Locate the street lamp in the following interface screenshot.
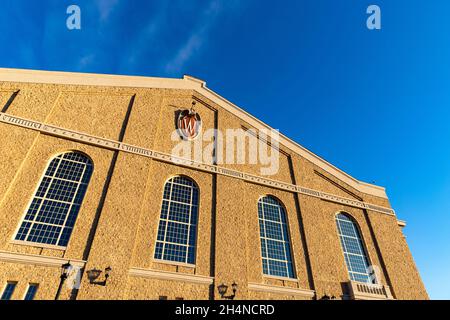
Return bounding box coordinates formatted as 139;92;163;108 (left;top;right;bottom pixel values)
55;262;72;300
217;282;238;300
104;267;112;282
217;283;228;297
86;266;112;286
86;269;102;284
319;293;336;300
232;282;238;293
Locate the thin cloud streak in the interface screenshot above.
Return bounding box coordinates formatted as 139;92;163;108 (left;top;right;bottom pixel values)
77;53;96;70
95;0;120;22
165;31;205;74
164;0;234;74
121;5;169;73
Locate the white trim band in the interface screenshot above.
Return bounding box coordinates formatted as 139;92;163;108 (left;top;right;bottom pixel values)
129;267;214;285
0;250;86;268
0;112;396;216
248;282;315;298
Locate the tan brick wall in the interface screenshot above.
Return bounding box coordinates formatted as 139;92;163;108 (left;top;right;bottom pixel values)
0;262;63;300
0;79;428;300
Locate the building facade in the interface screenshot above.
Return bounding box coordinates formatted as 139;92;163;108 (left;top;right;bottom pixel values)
0;68;427;300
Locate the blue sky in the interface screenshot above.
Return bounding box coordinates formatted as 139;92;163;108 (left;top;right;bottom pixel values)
1;0;449;299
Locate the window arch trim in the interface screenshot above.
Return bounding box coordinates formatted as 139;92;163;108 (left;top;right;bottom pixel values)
257;194;296;279
163;174;201;192
153;175;200;266
335;211;377;284
12;151;93;249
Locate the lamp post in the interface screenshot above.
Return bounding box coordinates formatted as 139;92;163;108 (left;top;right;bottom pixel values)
55;262;72;300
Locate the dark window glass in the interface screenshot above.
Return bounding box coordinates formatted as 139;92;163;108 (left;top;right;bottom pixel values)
1;282;17;300
15;152;93;247
258;196;294;278
24;284;39;300
336;213;374;284
154;177;199;264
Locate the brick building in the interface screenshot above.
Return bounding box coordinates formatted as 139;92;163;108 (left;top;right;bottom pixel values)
0;68;427;300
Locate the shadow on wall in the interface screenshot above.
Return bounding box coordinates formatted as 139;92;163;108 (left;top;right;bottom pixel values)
2;90;20;113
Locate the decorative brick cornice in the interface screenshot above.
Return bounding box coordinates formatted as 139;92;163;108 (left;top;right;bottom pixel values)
0;112;395;216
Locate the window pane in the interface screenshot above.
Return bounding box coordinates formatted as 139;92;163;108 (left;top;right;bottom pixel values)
258;196;295;278
347;254;369;274
168;202;191;223
34;200;71;225
58;227;74;247
164;243;187;262
336;213;373;284
264;221;283;240
15;152;93;247
154;177;199;264
1;282;17;300
24;284;39;301
267;259;292;278
27;223;61;245
341;236;364;255
266;239;287;261
261;204;281;222
166;222;189;244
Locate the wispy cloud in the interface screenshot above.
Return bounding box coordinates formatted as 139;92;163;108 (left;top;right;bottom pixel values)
117;2;169;73
77;53;96;70
125;20;161;67
164;0;237;74
95;0;120;22
165;32;204;74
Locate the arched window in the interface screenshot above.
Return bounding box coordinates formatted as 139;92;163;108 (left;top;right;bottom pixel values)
336;213;374;283
154;176;199;264
15;152;93;247
258;196;294;278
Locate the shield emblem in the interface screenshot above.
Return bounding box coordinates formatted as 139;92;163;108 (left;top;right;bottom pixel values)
177;109;201;140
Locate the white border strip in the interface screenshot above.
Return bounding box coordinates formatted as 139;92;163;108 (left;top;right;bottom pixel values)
129;267;214;285
248;282;315;298
0;112;395;216
0;251;86;268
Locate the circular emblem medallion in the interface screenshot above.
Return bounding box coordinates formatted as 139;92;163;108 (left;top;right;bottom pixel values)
177;108;202;140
